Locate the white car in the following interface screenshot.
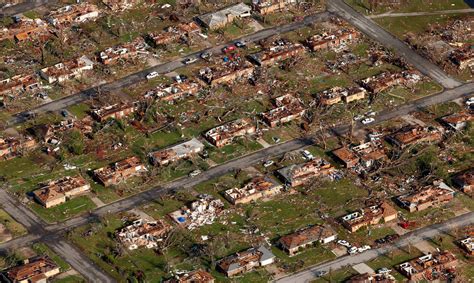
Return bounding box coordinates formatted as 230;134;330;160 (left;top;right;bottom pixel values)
302;150;314;160
358;245;371;253
361;117;375;125
353;114;364;121
146;71;159;80
337;240;351;248
466;97;474;105
366;111;376;116
183;58;198;64
263;160;274;168
348;247;358;255
189;170;201;177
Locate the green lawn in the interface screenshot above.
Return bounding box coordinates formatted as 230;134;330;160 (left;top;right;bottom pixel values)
30;196;96;223
0;209;27;239
32;243;71;272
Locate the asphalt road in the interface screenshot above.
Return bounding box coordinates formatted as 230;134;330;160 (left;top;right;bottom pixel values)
327;0;462;89
368;8;474;19
0;0;54;17
275;211;474;283
8;12;330;125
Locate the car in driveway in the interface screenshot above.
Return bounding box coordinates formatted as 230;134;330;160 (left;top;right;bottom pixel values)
361;117;375;124
348;246;358;255
337;240;351;248
301;150;314;160
146;71;159;80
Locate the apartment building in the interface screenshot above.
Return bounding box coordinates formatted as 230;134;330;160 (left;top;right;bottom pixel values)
341;202;398;233
317;86;366;106
360;71;421;94
261;94;305;127
32;176;91;208
397;251;457;281
223;176;283;205
217;246;275;277
0;74;40;96
204;118;256;147
93;156;147;187
47;3;100;27
387;125;443;149
148;138;204;166
248;39;305;66
196;3;251;30
276;158;336;187
306;29;360;52
332;141;387;169
278;225;337;256
90;102;138;122
251;0;297;15
397;182;455;212
1;256;60;283
39;55;94;83
144;81;200;102
199;54;254;86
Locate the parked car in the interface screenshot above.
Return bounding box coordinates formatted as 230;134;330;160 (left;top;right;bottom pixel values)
263;160;274;168
466;97;474;105
60;110;68;117
348;247;358;254
337;240;351;248
234;41;246;48
358;245;371;253
361;117;375;124
222;45;236;53
146;71;159;80
301;150;314;160
174;74;188;83
189;170;201;177
353;114;364;121
200;150;209;159
183;57;198;64
315;270;328;277
365;111;376;116
200;52;212;60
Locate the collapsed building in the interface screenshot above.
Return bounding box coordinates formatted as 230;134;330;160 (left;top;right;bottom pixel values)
195;3;251;30
98;37;147;65
144;81;200;102
102;0;142;11
0;16;49;42
248;39;305;66
93;156;147;187
440;111;474;131
347;272;396;283
0;74;41;97
39;55;94;83
397;181;455;212
341;202;398;233
90;102;138;122
32;176;91;208
397;251;457;281
1;256;60;283
387;125;443;149
46;3;100;27
164;269;215;283
148;138;204;166
278;225;337;256
204;118;256;147
332;141;387;169
452;168;474;193
360;71;421;94
306;28;359;52
251;0;297;15
149;22;200;46
317;86;366;106
0;136;37;160
449;46;474;70
169;194;224;230
199;54;254;86
216;246;275;277
261;93;306;127
459;237;473;255
276;158;337;187
116;218;172;250
223;176;283;205
28;118;93;143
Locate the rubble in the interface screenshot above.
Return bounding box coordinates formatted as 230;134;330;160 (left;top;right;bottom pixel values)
3;256;60;282
90;102;138;122
397;181;455;212
164;269;215;283
261;93;305;127
248;39;305;66
116;218;171;250
0;15;49;42
306;28;360;52
439;111;474;131
452;168;474;193
278;225;337;256
0;135;37;160
195;3;251;30
397;251;457;281
148;22;200;46
459;237;473;255
216;246;275;277
341;202;398;233
93;156;147;187
144;81;200;102
347;272;396;283
168;194;224;230
276;157;338;187
449;46;474;70
0;74;41;97
199;54;254;86
98;37;148;65
46;3;100;27
223;176;283;205
32;176;91;208
251;0;296;15
332;140;387;170
39;55;94;84
317;86;366;106
102;0;142;11
360;71;421;94
204;118;256;147
386;125;443;148
148;138;204;166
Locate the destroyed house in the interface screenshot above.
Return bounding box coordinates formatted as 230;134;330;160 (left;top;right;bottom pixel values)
217;246;275;277
276;158;336;187
223;176;283;205
93;156;147;187
102;0;141;11
116;218;171;250
453;168;474;193
360;71;420;94
397;182;455;212
317;86;366;106
332;141;387;169
204;118;256;147
164;269;215;283
397;251;457;281
347;272;396;283
0;16;48;42
169;194;225;230
306;29;360;52
28;118;92;142
32;176;91;208
459;237;474;255
149;138;204;166
261;94;305;127
99;37;147;65
149;22;200;46
251;0;296;15
46;3;100;27
341;202;397;233
440;112;474;131
278;225;337;256
39;55;94;83
1;256;60;283
199;55;254;85
0;74;40;96
450;46;474;70
0;136;36;160
91;102;137;122
248;40;305;66
196;3;251;30
387;125;442;149
144;81;200;102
